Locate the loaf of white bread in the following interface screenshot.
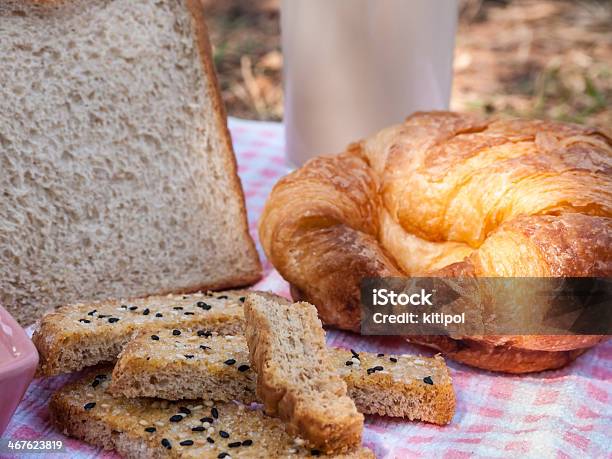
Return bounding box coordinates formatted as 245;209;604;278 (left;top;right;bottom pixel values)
0;0;261;325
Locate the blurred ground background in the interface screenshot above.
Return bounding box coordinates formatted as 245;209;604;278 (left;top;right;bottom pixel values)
202;0;611;132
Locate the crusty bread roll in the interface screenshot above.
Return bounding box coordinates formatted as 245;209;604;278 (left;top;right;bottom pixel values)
259;111;611;373
0;0;261;324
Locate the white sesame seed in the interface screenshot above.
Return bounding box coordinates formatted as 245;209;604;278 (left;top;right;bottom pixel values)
100;404;110;409
414;359;424;364
287;448;298;454
177;354;186;360
204;400;214;407
139;420;148;426
294;437;305;446
155;421;165;427
202;422;211;428
207;427;214;434
192;405;203;411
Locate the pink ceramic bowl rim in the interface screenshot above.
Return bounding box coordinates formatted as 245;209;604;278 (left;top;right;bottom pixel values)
0;305;39;380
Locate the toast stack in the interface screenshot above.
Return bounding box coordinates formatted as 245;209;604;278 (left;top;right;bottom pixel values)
35;290;455;457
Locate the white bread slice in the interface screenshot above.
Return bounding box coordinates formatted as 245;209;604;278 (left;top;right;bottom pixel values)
50;369;375;458
0;0;261;325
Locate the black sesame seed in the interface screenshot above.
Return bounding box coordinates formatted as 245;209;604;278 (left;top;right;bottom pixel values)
79;319;91;323
373;365;384;371
97;314;109;319
228;441;241;448
239;297;246;303
224;359;236;366
179;406;191;415
423;376;434;385
108;317;120;323
200;417;213;423
211;407;219;419
207;437;215;444
180;440;194;446
120;305;127;309
196;301;211;310
91;379;100;388
217;295;228;300
311;449;321;456
95;374;107;380
173;329;181;336
367;368;374;375
185;354;194;359
129;306;137;311
390;357;398;363
169;414;184;423
155;313;163;318
142;308;150;315
151;335;160;341
161;438;171;449
377;353;385;357
184;311;195;316
145;427;156;433
242;439;253;446
237;364;250;372
350;349;360;359
84;402;96;410
87;309;96;316
345;360;353;366
173;306;183;310
197;329;213;337
192;426;205;432
200;345;211;350
218;453;228;459
219;430;230;438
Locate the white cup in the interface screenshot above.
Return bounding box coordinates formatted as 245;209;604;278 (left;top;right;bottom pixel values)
281;0;458;167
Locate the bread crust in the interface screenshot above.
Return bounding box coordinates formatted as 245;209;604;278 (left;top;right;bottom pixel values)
259;112;612;373
186;0;262;286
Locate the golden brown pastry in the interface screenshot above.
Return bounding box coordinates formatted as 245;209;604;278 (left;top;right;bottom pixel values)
259;111;611;373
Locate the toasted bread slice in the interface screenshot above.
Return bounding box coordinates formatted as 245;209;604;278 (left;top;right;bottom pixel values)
50;370;374;458
244;293;364;454
110;332;257;403
33;290;247;376
333;349;455;425
110;329;455;424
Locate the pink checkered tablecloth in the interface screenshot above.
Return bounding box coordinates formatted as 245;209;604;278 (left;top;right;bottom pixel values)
4;118;611;459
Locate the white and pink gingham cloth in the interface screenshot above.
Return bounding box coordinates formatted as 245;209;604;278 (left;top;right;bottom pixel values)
4;118;611;459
